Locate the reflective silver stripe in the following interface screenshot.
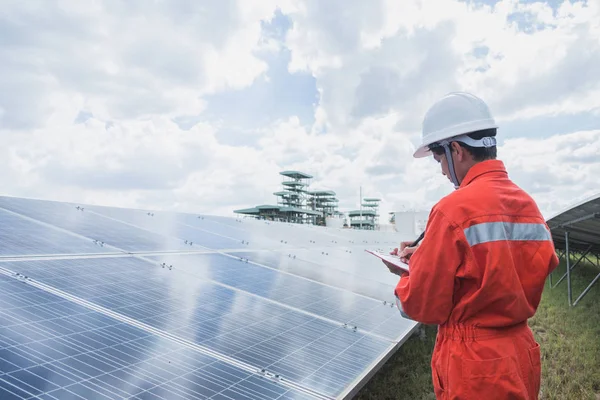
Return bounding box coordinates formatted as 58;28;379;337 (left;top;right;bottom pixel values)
463;222;552;247
395;296;412;320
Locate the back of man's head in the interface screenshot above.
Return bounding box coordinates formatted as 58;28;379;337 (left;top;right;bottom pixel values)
457;128;497;161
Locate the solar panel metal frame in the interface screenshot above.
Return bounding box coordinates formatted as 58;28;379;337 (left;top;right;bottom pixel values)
546;192;600;307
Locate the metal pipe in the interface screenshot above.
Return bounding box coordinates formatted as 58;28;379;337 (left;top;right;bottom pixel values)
584;254;596;266
359;186;362;230
573;272;600;306
553;246;592;287
550;212;600;229
566;231;572;306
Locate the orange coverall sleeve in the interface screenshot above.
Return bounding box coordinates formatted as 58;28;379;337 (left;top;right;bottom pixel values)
395;208;465;325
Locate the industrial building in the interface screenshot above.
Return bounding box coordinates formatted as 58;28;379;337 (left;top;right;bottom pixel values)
392;209;430;237
234;171;391;230
234;171;341;225
347;198;381;230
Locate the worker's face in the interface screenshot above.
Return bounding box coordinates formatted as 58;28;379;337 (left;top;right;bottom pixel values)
433;142;471;184
433;152;452;182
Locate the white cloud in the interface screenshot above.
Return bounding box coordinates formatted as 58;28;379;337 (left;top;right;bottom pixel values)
500;129;600;218
0;0;285;129
286;0;600;130
0;0;599;227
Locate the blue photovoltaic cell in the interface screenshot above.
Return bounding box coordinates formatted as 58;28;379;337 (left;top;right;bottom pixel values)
6;258;396;398
86;204;297;251
0;197;193;253
175;215;288;249
0;273;317;400
83;205;245;250
146;253;415;342
0;209;114;257
179;215;354;252
226;250;399;302
272;246;405;297
181;216;255;238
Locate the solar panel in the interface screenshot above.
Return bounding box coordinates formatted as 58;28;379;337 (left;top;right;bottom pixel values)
84;203;400;253
86;205;314;251
0;272;316;400
271;247;401;289
80;205;246;251
0;195;419;399
144;253;414;342
178;215;399;252
547;192;600;254
4;257;404;398
224;250;398;302
0;197;194;253
0;209;115;258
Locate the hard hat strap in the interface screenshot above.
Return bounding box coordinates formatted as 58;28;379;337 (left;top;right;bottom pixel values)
440;140;460;189
452;134;496;148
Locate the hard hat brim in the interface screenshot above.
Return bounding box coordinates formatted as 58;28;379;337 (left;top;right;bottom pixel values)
413;145;431;158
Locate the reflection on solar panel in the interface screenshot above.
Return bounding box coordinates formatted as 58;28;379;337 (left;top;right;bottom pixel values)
0;273;316;400
0;209;116;257
0;196;419;399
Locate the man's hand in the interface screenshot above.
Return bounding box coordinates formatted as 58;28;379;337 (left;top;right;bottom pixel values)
390;240;418;262
384;240;417;275
398;241;418;264
382;259;405;276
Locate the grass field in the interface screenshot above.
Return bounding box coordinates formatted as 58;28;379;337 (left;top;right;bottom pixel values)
356;257;600;400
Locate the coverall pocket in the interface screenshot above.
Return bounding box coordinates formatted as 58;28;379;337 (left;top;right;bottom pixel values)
461;355;529;399
432;364;445;397
528;343;542;398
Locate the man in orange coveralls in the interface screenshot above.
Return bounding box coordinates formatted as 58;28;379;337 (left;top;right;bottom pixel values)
386;92;559;399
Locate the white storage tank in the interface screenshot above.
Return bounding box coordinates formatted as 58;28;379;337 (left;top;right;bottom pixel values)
393;210;430;238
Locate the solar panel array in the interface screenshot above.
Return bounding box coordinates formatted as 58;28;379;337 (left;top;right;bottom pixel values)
0;196;419;400
546;192;600;255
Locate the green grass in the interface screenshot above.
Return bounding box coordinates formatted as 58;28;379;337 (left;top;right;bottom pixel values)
355;258;600;400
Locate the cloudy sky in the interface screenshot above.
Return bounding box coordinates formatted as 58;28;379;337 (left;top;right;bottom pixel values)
1;0;599;222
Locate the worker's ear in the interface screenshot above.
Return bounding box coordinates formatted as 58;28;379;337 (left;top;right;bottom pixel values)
451;141;467;162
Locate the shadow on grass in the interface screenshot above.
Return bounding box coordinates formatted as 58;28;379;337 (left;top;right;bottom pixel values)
356;258;600;400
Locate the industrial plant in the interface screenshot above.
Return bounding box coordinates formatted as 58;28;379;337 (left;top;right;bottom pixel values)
233;170;383;229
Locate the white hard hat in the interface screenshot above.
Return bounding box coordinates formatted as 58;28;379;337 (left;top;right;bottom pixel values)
413;92;498;158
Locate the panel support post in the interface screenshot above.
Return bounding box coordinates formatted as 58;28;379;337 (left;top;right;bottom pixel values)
565;230;572;306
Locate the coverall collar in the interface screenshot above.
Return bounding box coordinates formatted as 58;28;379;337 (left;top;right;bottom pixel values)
459;159;507;189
